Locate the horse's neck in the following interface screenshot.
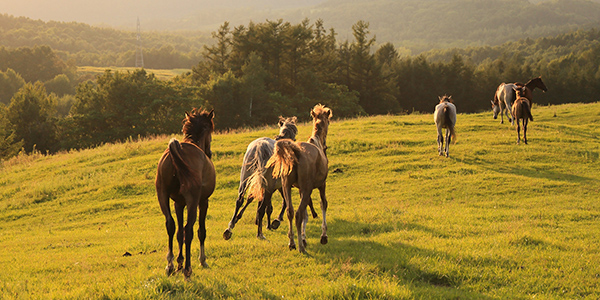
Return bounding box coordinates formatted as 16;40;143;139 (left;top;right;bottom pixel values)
183;136;206;152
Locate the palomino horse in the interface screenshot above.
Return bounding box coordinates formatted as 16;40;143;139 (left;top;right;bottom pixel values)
511;86;533;144
491;76;547;125
222;117;317;240
434;95;457;157
155;109;216;279
248;104;332;253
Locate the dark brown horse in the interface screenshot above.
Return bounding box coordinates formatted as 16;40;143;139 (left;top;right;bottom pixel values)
155;108;215;279
248;104;332;253
511;86;533;144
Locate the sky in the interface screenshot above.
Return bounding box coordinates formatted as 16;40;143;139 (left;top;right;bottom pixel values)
0;0;325;29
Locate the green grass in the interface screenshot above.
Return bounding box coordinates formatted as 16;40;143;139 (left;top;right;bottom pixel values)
1;102;599;299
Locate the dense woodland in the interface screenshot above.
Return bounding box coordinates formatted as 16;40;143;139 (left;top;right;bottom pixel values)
1;15;600;160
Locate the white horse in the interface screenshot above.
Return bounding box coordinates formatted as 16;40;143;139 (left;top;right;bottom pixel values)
434;95;457;157
491;83;518;125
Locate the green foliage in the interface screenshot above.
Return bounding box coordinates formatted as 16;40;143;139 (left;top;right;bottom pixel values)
0;68;25;105
63;69;200;149
6;82;57;153
0;102;599;298
0;45;73;83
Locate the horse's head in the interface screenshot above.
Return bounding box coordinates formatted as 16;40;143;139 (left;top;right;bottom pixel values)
438;95;453;103
182;108;215;158
310;104;333;152
527;76;548;92
275;116;298;141
513;85;527;99
491;99;500;119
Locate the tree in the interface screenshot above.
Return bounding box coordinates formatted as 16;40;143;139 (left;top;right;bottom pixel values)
7;82;57;153
0;68;25;105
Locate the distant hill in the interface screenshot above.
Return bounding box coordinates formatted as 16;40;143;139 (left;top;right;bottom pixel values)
2;0;600;55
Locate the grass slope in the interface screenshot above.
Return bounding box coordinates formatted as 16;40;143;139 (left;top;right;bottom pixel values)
1;102;599;299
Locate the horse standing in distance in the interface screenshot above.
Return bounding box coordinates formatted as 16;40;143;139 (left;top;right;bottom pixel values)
155;109;215;279
248;104;332;253
491;76;547;125
434;95;457;157
511;86;533;144
223;117;318;241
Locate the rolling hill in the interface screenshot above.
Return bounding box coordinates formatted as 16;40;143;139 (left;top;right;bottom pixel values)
1;102;599;298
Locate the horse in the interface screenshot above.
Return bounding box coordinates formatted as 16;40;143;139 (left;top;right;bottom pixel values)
155;108;215;279
434;95;457;157
491;76;547;125
247;104;332;253
511;86;533;144
222;117;318;241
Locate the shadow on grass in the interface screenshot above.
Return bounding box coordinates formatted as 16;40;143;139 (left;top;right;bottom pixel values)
306;218;512;299
456;154;594;183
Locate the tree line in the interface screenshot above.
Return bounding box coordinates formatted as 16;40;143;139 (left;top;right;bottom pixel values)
2;19;600;160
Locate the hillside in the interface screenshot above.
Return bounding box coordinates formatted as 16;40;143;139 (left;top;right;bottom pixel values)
1;102;599;298
3;0;600;60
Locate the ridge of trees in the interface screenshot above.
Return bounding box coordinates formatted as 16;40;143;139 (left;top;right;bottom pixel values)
2;18;600;161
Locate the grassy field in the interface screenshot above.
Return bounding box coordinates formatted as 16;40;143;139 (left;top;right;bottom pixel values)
1;102;599;299
77;66;190;80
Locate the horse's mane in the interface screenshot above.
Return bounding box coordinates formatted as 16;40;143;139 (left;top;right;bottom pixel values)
310;104;332;146
182;108;214;145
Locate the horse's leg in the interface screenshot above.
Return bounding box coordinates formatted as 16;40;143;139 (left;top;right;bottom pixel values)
295;189;311;254
437;127;443;156
174;201;185;272
266;192;274;230
182;196;198;279
255;192;272;239
157;189;176;276
271;188;286;230
282;177;296;250
223;190;245;240
516;118;521;144
308;196;318;219
445;127;451;157
523;119;528;144
318;184;328;245
197;198;209;268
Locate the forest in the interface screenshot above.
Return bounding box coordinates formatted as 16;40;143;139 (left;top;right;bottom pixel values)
1;15;600;160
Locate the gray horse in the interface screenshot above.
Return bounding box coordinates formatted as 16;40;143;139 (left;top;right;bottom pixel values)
223;117;317;240
434;95;457;157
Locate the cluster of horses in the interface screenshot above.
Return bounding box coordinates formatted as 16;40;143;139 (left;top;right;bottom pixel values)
154;77;547;279
435;76;548;157
155;104;332;279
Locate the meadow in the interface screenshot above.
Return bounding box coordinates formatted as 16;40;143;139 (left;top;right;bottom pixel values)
0;102;599;299
77;66;190;80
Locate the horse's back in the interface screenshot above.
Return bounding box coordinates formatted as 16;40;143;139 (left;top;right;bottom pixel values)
159;141;215;198
434;102;456;128
298;142;328;186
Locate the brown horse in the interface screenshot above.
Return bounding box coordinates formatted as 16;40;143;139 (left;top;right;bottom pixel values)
511;86;533;144
248;104;332;253
155;108;215;279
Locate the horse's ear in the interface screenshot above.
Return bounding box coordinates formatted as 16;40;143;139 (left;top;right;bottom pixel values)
325;108;332;119
208;109;215;119
438;96;443;101
291;116;297;123
310;108;316;119
278;116;285;127
185;111;191;119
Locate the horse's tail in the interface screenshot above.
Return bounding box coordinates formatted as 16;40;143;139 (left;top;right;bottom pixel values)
444;106;457;144
267;139;301;179
523;100;533;121
168;138;200;194
245;141;274;202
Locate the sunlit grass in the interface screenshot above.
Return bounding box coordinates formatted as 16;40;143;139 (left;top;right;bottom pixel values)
1;102;599;299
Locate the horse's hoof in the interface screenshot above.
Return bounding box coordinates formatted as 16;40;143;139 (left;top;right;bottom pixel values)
200;261;209;268
223;228;233;240
320;235;328;245
311;212;318;219
289;243;296;250
299;248;307;254
257;233;266;240
165;264;175;276
183;267;192;279
271;219;281;230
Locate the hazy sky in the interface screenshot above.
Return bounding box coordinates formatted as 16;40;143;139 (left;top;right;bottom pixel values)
0;0;325;28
